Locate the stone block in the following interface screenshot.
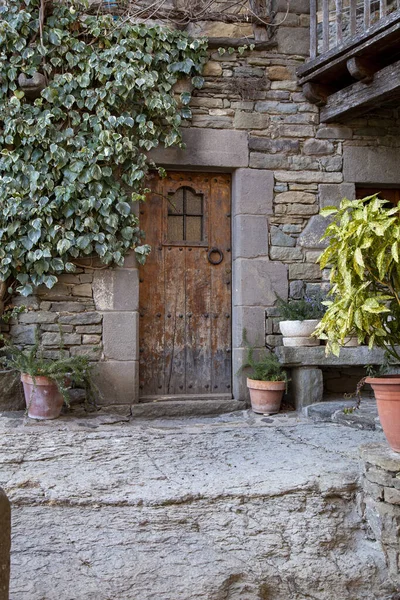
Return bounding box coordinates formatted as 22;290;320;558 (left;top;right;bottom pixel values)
9;324;36;345
250;153;290;170
288;263;321;280
255;101;298;114
275;191;315;204
82;335;101;345
289;280;304;299
0;489;10;600
70;345;102;361
232;306;267;348
232;169;274;216
187;21;253;38
0;371;25;411
274;171;343;184
297;215;331;249
286;203;319;216
149;128;249;168
41;324;74;333
344;146;400;184
13;295;39;309
75;325;102;334
249;138;300;154
316;126;353;139
319;183;356;208
71;284;93;297
234;259;288;306
276;27;310;55
267;66;291;80
270;246;303;261
233;215;268;259
303;139;334;155
291;367;323;410
360;443;400;473
202;61;223;77
233;111;269;130
276;0;310;12
92;360;138;405
59;312;102;325
93;269;139;312
270;226;296;247
384;487;400;505
50;302;86;313
41;332;81;347
103;312;138;360
19;311;58;324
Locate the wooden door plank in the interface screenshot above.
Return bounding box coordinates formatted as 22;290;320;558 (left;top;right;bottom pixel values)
209;174;232;396
139;175;165;396
185;177;212;393
163;175;187;394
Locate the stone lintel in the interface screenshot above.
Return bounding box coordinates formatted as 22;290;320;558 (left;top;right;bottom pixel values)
149;128;249;169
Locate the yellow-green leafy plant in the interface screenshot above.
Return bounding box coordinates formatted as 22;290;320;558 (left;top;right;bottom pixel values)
315;194;400;361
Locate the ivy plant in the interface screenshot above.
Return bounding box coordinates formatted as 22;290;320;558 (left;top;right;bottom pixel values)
0;0;208;296
315;195;400;361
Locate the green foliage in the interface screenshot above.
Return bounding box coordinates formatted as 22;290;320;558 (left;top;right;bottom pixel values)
0;329;95;405
239;330;288;383
315;194;400;360
276;292;326;321
0;0;208;295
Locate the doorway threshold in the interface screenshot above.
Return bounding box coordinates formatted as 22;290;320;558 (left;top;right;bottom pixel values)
133;395;245;419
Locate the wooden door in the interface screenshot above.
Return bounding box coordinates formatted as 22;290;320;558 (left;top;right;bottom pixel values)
139;172;232;399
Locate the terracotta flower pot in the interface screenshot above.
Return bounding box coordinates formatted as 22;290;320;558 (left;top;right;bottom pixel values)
247;378;285;415
366;375;400;452
21;373;64;420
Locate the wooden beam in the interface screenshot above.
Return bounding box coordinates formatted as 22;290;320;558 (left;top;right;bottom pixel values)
302;82;332;105
320;58;400;122
346;56;376;81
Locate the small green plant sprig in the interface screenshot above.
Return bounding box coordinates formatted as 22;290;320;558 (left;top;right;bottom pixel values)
315;195;400;360
239;330;288;385
0;0;208;297
0;329;95;406
276;292;326;321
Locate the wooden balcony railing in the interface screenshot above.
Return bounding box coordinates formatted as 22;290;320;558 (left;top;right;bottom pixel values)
310;0;400;58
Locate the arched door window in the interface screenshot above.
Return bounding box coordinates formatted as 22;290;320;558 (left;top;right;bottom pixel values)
167;186;204;242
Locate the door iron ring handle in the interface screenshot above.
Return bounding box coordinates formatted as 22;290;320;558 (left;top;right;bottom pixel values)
207;247;224;265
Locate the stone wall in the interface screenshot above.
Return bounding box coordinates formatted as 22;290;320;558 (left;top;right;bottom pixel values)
360;443;400;590
6;0;400;406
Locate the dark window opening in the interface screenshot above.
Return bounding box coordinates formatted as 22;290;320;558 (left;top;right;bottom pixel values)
167;186;204;242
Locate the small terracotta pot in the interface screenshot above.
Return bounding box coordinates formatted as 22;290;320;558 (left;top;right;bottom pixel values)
366;375;400;452
247;378;285;415
21;373;64;420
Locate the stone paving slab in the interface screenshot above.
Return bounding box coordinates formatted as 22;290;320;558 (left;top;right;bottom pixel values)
0;409;395;600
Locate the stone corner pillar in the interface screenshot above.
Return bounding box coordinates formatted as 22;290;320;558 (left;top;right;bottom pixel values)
0;488;10;600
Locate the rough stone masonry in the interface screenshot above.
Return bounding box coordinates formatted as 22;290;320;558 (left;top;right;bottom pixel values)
0;409;398;600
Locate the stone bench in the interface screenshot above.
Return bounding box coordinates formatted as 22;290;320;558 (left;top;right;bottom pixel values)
275;346;397;411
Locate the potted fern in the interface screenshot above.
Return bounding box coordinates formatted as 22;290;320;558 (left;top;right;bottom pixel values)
240;332;288;414
276;294;326;347
316;194;400;452
1;333;94;420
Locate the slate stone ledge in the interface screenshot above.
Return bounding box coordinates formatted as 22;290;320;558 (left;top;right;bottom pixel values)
275;346;398;368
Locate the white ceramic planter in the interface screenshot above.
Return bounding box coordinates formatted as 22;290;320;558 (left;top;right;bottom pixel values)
279;319;320;347
279;319;319;338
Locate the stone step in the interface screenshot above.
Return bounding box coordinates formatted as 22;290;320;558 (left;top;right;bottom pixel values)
131;398;246;418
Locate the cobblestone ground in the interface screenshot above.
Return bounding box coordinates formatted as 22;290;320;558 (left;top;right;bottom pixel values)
0;408;395;600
